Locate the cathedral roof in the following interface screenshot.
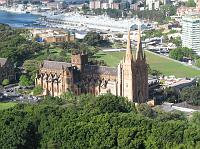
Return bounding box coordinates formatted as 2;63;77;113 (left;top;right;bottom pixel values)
84;65;117;76
42;60;72;70
0;58;7;67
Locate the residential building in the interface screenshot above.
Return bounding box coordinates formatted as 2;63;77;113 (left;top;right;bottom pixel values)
181;14;200;50
101;2;109;9
0;58;16;84
111;2;120;9
46;2;64;10
0;0;6;5
35;30;149;103
177;0;200;16
146;0;160;10
89;0;101;9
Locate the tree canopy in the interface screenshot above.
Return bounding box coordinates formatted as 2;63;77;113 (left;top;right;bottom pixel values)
169;47;197;61
0;94;199;148
2;79;10;86
19;75;33;86
186;0;196;7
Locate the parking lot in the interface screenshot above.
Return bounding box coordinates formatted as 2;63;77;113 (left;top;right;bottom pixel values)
0;85;41;104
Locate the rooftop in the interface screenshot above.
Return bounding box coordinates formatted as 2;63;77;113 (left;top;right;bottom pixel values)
182;14;200;21
42;60;72;70
84;65;118;76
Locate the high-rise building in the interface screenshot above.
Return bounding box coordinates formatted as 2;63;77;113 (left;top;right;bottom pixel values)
182;14;200;50
35;29;149;103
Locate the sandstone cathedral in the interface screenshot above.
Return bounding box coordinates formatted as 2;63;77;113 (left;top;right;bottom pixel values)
35;29;149;103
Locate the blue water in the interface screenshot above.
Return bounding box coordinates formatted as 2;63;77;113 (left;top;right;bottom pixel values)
0;10;40;28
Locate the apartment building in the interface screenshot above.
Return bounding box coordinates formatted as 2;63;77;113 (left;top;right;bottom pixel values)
182;14;200;50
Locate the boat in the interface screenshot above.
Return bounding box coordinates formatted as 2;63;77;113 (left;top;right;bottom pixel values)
23;24;29;26
33;22;40;26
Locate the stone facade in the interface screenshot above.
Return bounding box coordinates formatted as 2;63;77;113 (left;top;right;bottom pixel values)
0;58;16;84
35;30;149;103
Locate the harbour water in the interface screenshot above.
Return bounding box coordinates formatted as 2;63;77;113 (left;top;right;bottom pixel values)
0;10;40;28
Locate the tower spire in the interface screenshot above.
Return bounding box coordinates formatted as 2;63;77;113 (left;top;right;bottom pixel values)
125;29;133;61
136;24;144;61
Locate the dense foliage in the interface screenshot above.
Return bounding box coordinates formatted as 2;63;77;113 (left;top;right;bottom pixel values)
19;75;33;86
32;85;43;96
0;94;199;148
195;58;200;68
180;86;200;106
133;5;177;24
186;0;196;7
142;29;163;40
0;24;46;66
2;79;10;86
169;47;197;61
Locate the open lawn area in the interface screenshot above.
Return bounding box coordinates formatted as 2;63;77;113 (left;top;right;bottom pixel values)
0;102;17;110
94;50;200;78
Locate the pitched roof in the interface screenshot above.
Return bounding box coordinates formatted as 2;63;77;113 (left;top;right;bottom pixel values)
84;65;117;76
42;60;72;70
0;58;7;67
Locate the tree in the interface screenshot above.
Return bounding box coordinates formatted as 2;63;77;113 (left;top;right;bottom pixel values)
186;0;196;7
19;75;32;86
180;86;200;106
82;4;90;14
148;65;162;77
2;79;9;86
0;94;199;148
195;58;200;68
23;60;40;81
171;37;182;47
32;85;43;96
83;32;102;46
164;87;178;103
61;91;74;100
137;103;154;118
169;47;196;61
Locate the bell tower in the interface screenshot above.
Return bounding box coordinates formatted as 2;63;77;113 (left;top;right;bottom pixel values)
118;30;136;102
135;27;149;103
71;51;88;72
118;27;148;103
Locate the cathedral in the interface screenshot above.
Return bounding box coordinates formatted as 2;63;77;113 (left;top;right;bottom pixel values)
35;30;149;103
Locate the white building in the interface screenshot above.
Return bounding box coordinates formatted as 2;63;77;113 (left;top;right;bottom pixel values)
89;0;101;9
146;0;160;10
182;14;200;51
101;3;110;9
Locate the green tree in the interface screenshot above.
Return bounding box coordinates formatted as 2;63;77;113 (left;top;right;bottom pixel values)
19;75;32;86
186;0;196;7
23;60;40;81
83;32;102;46
82;4;90;14
32;85;43;96
0;93;199;148
61;91;74;100
180;86;200;106
137;103;154;118
2;79;9;86
171;37;182;47
169;47;196;61
195;58;200;68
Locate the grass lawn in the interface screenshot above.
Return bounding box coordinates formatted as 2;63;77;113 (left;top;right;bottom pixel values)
0;102;17;110
94;50;200;78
